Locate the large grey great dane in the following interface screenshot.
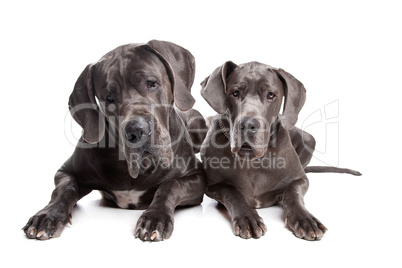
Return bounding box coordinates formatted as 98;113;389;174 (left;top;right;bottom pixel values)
23;40;207;242
200;61;360;241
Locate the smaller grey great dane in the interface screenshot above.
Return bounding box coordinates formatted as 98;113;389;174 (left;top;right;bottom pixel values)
200;61;360;240
23;40;206;241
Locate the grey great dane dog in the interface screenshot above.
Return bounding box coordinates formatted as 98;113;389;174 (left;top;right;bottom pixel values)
200;61;360;241
23;40;206;241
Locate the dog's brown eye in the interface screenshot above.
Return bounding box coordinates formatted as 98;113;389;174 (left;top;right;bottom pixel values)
267;92;276;101
146;80;157;89
106;94;115;103
232;90;240;98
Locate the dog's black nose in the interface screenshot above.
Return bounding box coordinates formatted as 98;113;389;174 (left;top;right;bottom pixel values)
124;118;151;143
239;117;260;134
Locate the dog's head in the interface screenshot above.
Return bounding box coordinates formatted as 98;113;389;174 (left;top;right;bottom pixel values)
201;61;306;160
68;40;196;178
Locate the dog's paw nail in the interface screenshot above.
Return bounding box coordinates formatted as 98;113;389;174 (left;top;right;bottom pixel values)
285;218;288;224
245;230;251;238
29;228;36;237
144;232;149;240
310;231;316;238
134;229;140;238
320;224;328;231
36;230;44;238
235;226;240;236
299;228;305;237
255;227;263;237
150;232;157;241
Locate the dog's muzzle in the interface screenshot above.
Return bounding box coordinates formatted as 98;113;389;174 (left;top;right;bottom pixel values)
121;114;173;179
232;116;268;160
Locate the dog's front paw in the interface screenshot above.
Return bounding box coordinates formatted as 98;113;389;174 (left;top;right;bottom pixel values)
23;207;70;240
134;209;174;242
286;213;327;241
232;211;267;239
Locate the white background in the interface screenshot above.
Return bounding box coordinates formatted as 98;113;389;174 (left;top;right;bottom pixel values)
1;0;401;267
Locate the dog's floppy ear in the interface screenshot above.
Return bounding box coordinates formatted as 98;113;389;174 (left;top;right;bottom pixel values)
68;64;105;144
275;68;306;130
200;61;237;114
144;40;196;111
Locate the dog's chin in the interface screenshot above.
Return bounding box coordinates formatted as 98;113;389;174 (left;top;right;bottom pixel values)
232;143;266;161
128;167;140;179
125;148;174;179
125;150;152;179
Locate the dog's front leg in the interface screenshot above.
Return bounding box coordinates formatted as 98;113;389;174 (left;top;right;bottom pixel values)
206;184;267;239
23;169;91;240
280;178;327;241
134;174;205;241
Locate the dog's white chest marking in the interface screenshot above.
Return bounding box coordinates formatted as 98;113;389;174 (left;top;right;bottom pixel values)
112;189;146;209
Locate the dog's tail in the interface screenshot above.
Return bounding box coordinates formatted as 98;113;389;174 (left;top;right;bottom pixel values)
304;166;362;176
